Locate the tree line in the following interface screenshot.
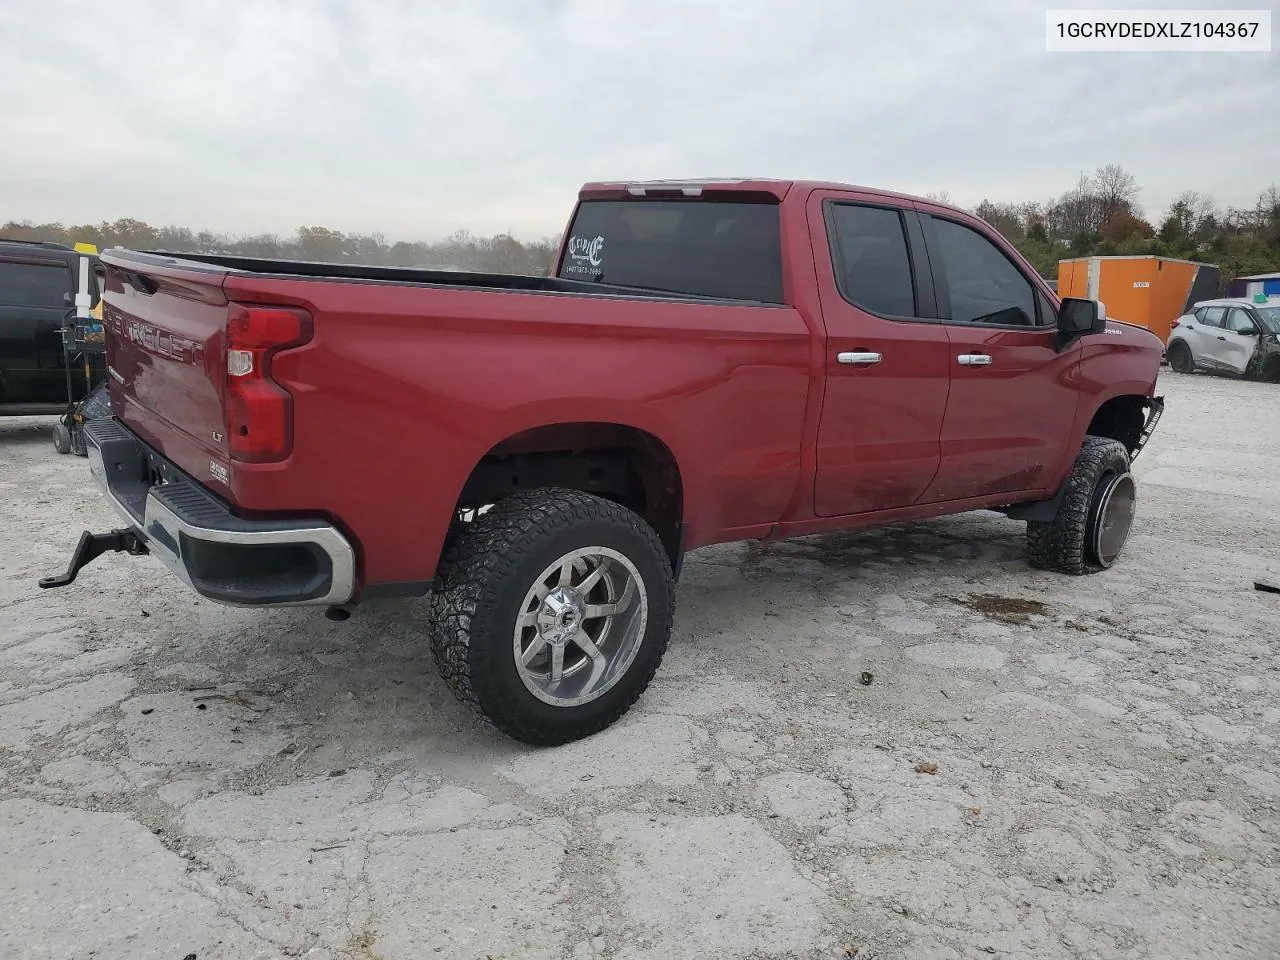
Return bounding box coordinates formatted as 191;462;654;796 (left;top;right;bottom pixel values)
0;219;563;277
947;165;1280;283
4;165;1278;284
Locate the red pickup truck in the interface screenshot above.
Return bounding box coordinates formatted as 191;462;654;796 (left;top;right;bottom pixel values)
41;179;1164;745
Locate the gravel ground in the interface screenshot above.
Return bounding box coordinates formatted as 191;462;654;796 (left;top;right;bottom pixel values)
2;370;1278;960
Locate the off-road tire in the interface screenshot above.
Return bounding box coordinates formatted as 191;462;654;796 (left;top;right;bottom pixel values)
1026;437;1132;576
1167;340;1195;374
429;488;675;746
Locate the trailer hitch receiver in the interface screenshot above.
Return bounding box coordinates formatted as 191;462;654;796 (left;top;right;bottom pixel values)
38;528;149;589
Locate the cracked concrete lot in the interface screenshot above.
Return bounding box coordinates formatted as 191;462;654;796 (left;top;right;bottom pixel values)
2;370;1279;960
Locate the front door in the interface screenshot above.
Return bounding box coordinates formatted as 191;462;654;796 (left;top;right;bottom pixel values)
1213;307;1260;375
810;193;950;517
915;210;1081;503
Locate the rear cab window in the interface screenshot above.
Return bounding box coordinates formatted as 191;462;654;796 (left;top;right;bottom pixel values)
0;259;73;308
557;199;784;303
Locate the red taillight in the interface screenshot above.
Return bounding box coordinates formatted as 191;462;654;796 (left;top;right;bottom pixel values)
225;304;312;463
1171;319;1180;329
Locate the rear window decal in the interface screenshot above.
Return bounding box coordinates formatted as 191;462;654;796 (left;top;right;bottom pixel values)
564;234;605;279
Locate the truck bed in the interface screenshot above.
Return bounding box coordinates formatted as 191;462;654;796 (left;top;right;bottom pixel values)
97;245;813;593
119;250;742;304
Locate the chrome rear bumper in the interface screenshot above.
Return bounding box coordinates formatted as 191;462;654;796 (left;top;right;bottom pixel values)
82;419;356;607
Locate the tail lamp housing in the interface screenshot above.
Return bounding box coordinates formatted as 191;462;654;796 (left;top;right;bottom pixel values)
225;304;312;462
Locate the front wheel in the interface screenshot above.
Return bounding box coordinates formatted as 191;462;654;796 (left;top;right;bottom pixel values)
429;488;675;746
1026;437;1135;575
1167;340;1195;374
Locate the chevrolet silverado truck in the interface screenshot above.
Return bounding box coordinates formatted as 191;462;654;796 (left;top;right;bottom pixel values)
40;179;1165;745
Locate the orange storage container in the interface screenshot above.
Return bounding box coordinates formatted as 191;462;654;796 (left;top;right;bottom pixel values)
1056;256;1220;344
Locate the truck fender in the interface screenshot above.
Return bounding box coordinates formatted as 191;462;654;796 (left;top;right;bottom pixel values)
441;400;695;554
1004;392;1163;523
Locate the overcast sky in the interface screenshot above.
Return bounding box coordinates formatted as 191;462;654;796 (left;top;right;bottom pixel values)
1;0;1275;241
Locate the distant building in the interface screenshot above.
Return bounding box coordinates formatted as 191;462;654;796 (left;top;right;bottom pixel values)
1226;272;1280;301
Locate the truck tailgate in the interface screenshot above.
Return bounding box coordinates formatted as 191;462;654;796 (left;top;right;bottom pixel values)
100;254;231;491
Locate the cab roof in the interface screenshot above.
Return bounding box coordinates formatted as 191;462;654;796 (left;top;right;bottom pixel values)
0;238;74;252
577;178;966;213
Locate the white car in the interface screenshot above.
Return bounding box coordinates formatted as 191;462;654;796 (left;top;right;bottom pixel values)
1166;297;1280;381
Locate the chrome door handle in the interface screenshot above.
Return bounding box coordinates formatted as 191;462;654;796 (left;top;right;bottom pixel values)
957;353;992;366
837;351;882;365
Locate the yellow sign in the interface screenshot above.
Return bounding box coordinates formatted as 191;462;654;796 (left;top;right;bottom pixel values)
73;242;99;255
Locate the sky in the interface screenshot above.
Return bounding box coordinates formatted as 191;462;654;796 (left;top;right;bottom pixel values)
1;0;1276;241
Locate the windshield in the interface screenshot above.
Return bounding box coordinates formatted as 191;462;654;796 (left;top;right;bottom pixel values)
0;259;73;308
557;199;784;303
1253;305;1280;333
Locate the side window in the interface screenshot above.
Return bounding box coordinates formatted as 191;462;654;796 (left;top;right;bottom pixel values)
826;204;917;317
1201;306;1226;328
1037;291;1058;327
1225;308;1257;333
931;217;1036;326
0;259;74;308
1192;307;1206;321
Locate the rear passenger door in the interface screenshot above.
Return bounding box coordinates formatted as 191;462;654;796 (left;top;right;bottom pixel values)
808;192;951;517
915;210;1081;503
1188;305;1226;368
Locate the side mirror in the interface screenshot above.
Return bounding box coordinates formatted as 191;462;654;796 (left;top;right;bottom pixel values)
1058;297;1105;336
1238;327;1259;336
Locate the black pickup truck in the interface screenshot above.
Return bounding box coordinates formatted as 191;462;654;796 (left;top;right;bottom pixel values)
0;239;105;415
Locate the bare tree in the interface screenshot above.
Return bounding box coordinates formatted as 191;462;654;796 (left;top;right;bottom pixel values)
1164;190;1217;239
1093;164;1141;224
1259;185;1280;246
1046;173;1102;241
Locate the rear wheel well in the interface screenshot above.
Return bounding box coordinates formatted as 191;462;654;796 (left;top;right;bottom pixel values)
451;423;685;571
1086;395;1147;455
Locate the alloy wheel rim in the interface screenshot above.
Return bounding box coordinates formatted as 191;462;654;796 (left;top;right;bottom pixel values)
512;546;648;707
1091;472;1136;567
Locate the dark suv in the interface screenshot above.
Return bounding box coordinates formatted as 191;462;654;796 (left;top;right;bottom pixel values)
0;239;105;415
